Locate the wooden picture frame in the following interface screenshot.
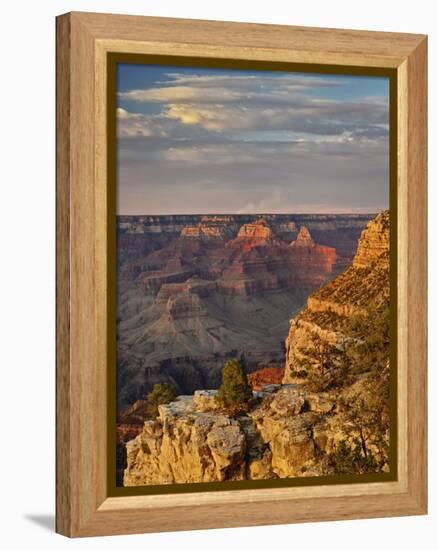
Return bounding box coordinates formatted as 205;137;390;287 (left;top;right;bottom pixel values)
56;11;427;537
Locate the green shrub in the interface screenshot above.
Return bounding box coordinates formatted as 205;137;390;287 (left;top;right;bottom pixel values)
217;358;253;409
145;383;177;418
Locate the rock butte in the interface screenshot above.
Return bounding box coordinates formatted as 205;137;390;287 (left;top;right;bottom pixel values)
291;225;314;247
236;218;274;242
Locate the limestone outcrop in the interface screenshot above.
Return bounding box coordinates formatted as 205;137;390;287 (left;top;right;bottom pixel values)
123;386;340;486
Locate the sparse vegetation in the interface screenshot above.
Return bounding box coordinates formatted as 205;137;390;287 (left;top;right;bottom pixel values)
119;212;392;485
288;368;308;379
343;305;390;376
335;362;390;471
145;383;177;418
292;282;390;475
314;303;391;474
326;439;381;475
298;332;353;392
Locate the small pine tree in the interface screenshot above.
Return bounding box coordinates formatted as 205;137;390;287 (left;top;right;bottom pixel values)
217;358;253;409
145;383;177;418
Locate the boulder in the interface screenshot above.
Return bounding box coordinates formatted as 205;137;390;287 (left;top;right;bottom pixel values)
193;389;220;412
269;388;306;416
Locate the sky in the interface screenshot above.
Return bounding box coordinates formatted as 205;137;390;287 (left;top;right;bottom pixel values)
116;63;390;215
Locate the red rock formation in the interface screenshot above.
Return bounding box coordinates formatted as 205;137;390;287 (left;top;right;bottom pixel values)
291;225;314;247
287;225;337;285
248;367;285;390
117;214;373;404
235;218;274;242
181;224;231;240
125;219;338;298
207;223;337;296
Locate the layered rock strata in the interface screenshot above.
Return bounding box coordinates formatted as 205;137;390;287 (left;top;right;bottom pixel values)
283;210;390;383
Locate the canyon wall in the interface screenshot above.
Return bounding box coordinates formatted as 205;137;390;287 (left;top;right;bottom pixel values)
283;210;390;383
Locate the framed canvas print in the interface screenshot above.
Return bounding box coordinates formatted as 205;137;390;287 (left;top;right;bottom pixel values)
56;12;427;537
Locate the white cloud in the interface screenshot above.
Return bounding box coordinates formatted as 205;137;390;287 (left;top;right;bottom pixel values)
116;108;170;138
119;73;344;105
161;100;388;137
119;85;248;104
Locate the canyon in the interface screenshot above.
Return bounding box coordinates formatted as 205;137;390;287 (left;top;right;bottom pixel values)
122;211;391;486
117;213;373;412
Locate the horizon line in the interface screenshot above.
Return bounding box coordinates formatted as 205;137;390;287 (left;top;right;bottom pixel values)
116;211;382;216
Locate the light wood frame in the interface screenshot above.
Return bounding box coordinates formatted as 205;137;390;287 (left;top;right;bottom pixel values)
56;11;428;537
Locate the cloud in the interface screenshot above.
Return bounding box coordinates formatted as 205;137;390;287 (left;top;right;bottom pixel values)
165;104;230;131
160;72;343;89
116;107;180;139
116;69;389;214
117;129;389;177
162;100;388;135
117;144;389;214
118;73;344;105
117;71;388;140
116;108;163;138
118;85;245;104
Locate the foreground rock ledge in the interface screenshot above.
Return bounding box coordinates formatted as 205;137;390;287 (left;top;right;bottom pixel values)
124;386;339;486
